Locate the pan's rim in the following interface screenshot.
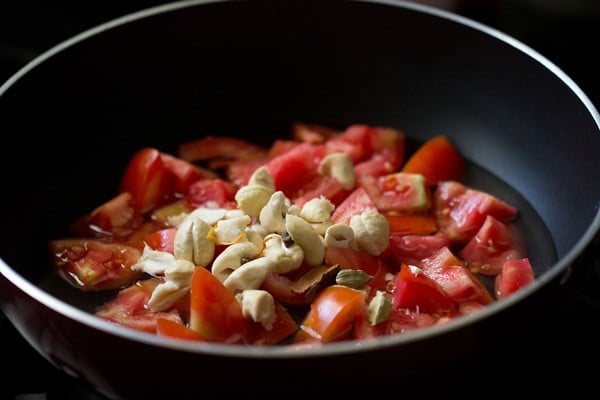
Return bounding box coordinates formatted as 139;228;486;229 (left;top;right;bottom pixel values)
1;0;599;359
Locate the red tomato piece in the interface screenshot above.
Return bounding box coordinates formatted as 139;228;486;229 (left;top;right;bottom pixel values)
298;285;366;343
401;135;465;185
360;172;431;213
391;264;454;313
265;142;327;197
459;215;526;276
434;181;518;243
50;239;143;291
225;158;267;188
70;192;143;239
95;278;183;333
189;266;250;344
161;152;217;195
331;187;377;224
143;228;177;254
383;234;451;267
185;178;237;209
419;247;494;304
120;147;171;212
249;302;299;345
495;258;535;299
156;318;204;341
292;176;351;209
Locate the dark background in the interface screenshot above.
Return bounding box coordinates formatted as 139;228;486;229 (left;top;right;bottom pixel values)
1;1;599;399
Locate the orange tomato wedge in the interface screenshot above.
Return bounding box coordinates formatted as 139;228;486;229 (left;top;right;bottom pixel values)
189;266;249;343
401;135;464;185
298;285;366;343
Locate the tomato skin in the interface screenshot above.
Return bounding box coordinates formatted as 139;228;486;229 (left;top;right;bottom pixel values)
120;147;171;213
156;318;204;341
402;135;465;185
185;178;237;209
248;302;299;345
189;266;250;343
70;192;143;239
391;264;454;313
265;142;326;197
298;285;366;343
143;228;177;254
50;239;143;291
495;258;535;299
161;152;217;195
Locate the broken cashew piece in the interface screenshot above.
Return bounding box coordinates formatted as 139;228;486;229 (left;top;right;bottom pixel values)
285;214;324;266
318;152;356;190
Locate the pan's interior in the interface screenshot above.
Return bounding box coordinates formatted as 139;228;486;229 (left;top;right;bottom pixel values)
0;0;598;327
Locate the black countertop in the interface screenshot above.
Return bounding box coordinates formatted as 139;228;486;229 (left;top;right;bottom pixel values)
1;1;599;399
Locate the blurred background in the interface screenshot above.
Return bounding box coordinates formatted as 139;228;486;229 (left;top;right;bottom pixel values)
1;1;599;398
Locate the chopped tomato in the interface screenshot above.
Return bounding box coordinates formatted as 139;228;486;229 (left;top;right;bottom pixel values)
495;258;535;299
143;228;177;254
384;212;437;235
292;176;351;209
419;247;494;304
70;192;143;239
161;152;217;195
434;181;518;243
401;135;464;185
185;178;237;209
391;264;454;313
156;318;204;341
265;142;327;197
189;266;250;343
249;302;299;345
50;239;143;291
297;285;366;343
331;186;377;224
360;172;431;213
120;147;171;212
95;278;182;333
125;221;163;251
459;215;526;276
383;234;451;267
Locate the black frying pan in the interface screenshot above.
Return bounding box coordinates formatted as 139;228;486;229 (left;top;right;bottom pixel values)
1;1;599;398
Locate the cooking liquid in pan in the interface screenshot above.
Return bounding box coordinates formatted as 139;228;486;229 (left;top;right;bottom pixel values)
36;134;558;330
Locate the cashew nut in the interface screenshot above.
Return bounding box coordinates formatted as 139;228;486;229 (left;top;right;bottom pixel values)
223;257;274;292
324;223;356;249
147;259;195;311
262;233;304;274
259;191;291;233
285;214;324;266
236;289;276;330
132;245;176;275
173;215;215;267
318;152;356;190
300;196;334;235
211;241;260;283
349;210;390;255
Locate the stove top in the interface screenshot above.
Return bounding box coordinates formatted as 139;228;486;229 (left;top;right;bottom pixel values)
2;1;599;399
